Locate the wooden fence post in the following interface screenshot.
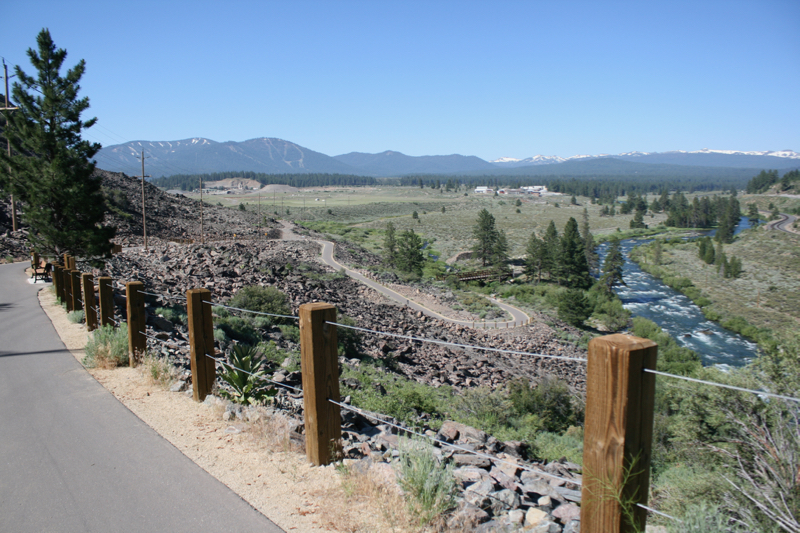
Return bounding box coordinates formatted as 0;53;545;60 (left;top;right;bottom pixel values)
98;277;114;328
126;281;146;366
62;267;73;312
52;263;62;301
82;273;97;332
299;302;342;466
186;288;216;402
580;334;658;533
69;270;82;312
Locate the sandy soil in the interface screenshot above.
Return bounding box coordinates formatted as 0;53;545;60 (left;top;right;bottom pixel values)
37;285;406;533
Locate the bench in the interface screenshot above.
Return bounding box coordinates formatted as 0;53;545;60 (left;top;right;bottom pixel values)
30;256;52;283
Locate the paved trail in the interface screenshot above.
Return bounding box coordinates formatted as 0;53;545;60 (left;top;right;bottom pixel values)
281;221;530;328
0;263;283;533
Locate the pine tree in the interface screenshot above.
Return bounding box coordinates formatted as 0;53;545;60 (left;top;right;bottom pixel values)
559;217;592;289
396;229;424;275
524;232;544;283
490;229;510;271
1;29;115;261
383;222;397;268
580;207;599;275
542;220;560;282
653;239;662;265
472;208;498;267
747;203;760;228
601;236;625;292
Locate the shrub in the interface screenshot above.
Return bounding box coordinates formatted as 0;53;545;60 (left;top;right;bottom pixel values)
67;310;84;324
508;376;581;433
141;352;175;388
83;324;129;368
397;437;456;525
218;344;276;405
155;305;187;325
556;288;592;326
533;426;584;464
228;285;291;324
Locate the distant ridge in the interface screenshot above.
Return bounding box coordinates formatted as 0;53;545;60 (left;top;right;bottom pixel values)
95;136;799;178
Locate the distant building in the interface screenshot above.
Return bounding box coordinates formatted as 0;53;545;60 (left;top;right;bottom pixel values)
474;186;494;194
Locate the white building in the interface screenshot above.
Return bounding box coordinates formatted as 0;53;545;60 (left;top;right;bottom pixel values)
474;186;494;194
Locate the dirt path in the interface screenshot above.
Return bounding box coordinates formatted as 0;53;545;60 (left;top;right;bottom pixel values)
37;286;405;533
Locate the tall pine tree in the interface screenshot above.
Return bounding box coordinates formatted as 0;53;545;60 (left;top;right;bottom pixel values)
559;217;592;289
472;208;498;267
1;29;115;261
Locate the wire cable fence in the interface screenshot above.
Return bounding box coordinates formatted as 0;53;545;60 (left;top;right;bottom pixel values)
327;398;582;487
326;321;589;364
204;353;303;394
637;503;681;523
204;300;299;321
645;368;800;404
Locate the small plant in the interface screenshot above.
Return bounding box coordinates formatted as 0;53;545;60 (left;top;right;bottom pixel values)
67;309;85;324
396;436;456;525
141;352;176;388
666;503;744;533
218;344;276;405
83;324;129;368
154;305;187;325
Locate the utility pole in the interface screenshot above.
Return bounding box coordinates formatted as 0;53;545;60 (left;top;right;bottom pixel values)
199;175;204;244
136;151;150;250
2;59;19;232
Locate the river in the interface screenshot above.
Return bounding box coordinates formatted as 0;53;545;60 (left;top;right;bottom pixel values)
595;217;759;368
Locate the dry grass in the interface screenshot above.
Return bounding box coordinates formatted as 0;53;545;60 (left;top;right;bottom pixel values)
321;459;416;533
139;352;177;389
649;226;800;336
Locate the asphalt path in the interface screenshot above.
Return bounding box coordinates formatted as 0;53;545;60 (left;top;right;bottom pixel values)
0;262;283;533
316;238;530;329
766;213;798;234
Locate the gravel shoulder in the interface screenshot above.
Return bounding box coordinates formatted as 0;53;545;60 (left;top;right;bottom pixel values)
37;286;394;533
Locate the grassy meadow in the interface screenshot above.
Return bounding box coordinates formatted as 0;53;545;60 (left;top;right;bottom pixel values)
206;185;677;261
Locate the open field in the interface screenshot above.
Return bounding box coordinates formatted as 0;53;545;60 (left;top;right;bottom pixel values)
187;186;678;261
636;225;800;337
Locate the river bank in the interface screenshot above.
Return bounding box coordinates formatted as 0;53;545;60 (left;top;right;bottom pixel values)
628;224;800;349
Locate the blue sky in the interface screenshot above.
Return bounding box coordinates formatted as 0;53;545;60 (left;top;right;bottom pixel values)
1;0;798;160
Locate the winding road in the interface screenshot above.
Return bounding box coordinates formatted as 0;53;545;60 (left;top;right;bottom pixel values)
766;213;798;234
282;221;530;328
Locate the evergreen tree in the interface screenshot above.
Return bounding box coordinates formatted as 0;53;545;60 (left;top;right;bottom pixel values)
383;222;397;268
715;195;740;244
396;229;424;275
1;29;115;261
559;217;592;289
653;239;662;265
600;236;625;292
747;203;760;228
491;229;510;271
557;288;592;326
472;208;498;267
580;208;599;275
630;209;646;229
542;220;560;282
524;232;544;283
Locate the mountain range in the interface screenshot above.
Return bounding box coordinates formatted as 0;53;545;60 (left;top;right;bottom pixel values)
95;137;800;178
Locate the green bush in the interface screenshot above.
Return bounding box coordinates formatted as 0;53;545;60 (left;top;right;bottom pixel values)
556;288;592;326
532;426;584;464
666;503;745;533
397;437;456;525
214;315;261;345
154;305;187;325
219;344;276;405
83;324;129;368
508;376;581;433
228;285;291;325
67;310;84;324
